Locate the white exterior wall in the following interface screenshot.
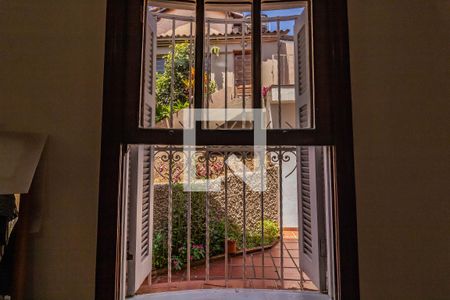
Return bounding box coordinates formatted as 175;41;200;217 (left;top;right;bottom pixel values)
157;39;294;108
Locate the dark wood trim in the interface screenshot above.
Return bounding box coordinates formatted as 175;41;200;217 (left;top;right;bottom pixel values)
95;0;129;298
311;0;333;138
252;0;262;110
194;0;205;110
123;128;332;146
123;0;145;140
121;0;334;145
96;0;360;299
194;0;205;134
328;0;360;298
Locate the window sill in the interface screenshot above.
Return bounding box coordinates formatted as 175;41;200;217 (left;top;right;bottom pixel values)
132;289;331;300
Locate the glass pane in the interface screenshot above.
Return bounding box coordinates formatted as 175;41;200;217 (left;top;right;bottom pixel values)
260;2;314;129
202;4;253;130
141;2;314;131
140;3;197;129
127;144;333;294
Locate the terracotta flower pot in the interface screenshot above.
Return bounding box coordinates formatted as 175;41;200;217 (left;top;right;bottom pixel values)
227;240;237;254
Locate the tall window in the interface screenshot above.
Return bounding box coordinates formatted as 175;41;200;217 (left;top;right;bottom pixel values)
96;1;359;300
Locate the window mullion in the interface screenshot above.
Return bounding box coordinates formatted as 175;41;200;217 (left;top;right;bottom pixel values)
252;0;262;109
194;0;205;110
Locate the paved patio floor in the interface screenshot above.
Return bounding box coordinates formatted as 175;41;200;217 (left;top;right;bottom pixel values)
137;231;318;294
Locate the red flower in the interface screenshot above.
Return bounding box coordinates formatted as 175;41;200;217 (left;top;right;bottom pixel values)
262;86;270;97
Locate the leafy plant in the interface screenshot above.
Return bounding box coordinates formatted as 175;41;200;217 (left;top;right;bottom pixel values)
236;219;280;249
227;221;241;242
258;219;280;245
155;42;217;123
152;230;168;269
210;220;226;256
153;184;222;270
252;219;280;248
211;46;220;56
152;183;280;271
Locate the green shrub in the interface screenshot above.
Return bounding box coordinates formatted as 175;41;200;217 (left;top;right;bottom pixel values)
155;42;217;123
152;184;280;270
152;230;168;269
238;219;280;249
152;184;226;270
259;219;280;244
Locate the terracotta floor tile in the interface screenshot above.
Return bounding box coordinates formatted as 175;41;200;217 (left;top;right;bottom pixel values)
281;267;301;280
272;258;298;268
279;280;302;290
140;236;318;294
171;277;185;283
175;281;204;290
152;275;168;284
253;266;279;280
250;279;266;289
284;242;299;250
302;279;319;291
227;279;247;288
251;279;279;289
269;248;291;257
230;266;244;279
301;272;311;281
250;255;275;267
245;266;256;278
203;280;227;289
209;264;225;277
189;269;206;280
139;282;181;294
230;256;244;265
288;249;300;258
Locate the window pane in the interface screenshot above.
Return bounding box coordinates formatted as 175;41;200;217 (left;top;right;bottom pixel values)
140;4;197;129
260;2;314;129
126;145;332;294
202;5;253;130
141;2;314;131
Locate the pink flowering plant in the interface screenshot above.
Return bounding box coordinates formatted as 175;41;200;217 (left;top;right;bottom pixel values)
195;159;224;179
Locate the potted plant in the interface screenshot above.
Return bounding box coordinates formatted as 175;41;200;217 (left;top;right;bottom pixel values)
227;238;237;255
227;222;241;255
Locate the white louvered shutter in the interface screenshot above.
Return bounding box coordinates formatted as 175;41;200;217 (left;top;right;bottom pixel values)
294;9;327;292
126;9;157;296
120;148;130;300
297;146;327;292
141;9;157;129
127;145;154;295
293;10;312;129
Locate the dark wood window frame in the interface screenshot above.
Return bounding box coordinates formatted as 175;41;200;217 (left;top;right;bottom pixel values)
96;0;359;299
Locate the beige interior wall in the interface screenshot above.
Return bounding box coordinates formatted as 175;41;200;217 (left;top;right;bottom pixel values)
0;0;448;299
348;1;450;299
0;0;106;299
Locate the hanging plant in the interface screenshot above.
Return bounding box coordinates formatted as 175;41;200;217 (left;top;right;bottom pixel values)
211;46;220;56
